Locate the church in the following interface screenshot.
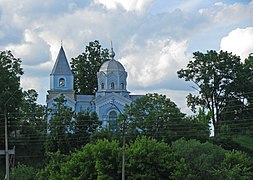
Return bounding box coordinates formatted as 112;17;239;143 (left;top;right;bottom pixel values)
46;45;142;127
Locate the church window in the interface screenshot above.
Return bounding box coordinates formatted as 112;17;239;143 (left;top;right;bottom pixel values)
111;82;115;89
121;83;124;89
109;110;117;121
101;83;104;89
59;78;65;87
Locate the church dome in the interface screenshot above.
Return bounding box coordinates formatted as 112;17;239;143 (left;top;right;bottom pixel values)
99;59;125;73
96;45;128;95
99;45;125;73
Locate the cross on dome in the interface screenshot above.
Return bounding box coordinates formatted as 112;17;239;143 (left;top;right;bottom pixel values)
110;41;115;60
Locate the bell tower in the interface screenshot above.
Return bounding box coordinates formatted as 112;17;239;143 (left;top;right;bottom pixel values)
47;46;75;101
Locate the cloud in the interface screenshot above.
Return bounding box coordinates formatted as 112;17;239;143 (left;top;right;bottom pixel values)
0;0;252;106
199;1;253;28
220;27;253;60
120;37;189;89
94;0;153;12
6;29;51;66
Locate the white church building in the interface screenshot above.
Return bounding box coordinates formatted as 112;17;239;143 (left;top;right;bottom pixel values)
46;45;142;126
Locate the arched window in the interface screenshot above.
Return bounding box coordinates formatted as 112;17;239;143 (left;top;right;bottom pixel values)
111;82;115;89
121;83;124;89
59;78;65;87
101;83;104;89
109;110;117;121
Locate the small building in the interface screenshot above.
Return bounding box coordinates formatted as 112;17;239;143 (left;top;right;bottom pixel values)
46;45;142;127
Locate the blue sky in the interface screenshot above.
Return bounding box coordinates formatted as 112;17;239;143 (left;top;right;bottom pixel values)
0;0;252;114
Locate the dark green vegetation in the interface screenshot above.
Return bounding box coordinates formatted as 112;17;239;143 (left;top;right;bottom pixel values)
0;44;252;179
71;40;109;95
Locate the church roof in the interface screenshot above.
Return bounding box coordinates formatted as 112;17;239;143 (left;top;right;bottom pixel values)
99;59;125;73
99;46;125;73
51;46;73;75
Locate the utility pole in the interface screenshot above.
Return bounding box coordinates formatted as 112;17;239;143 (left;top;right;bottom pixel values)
122;117;125;180
4;107;9;180
0;107;15;180
110;100;125;180
1;90;18;180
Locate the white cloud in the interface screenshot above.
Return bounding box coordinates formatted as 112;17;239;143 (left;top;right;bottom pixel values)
94;0;153;12
0;0;252;106
120;38;189;88
199;2;253;27
220;27;253;60
6;29;51;66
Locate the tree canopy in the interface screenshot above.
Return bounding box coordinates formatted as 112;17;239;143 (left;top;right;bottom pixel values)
0;50;23;148
124;93;209;142
71;40;109;95
177;50;243;136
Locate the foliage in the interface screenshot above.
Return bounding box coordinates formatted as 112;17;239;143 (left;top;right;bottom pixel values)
212;150;253;179
71;40;109;95
126;136;172;179
46;95;74;154
9;89;46;167
0;50;23;149
180;109;210;142
125;93;209;143
177;50;242;136
92;139;121;179
71;111;100;149
37;151;68;180
0;50;23;178
170;139;226;180
60;143;97;179
125;93;185;142
37;137;253;180
10;163;37;180
39;139;121;179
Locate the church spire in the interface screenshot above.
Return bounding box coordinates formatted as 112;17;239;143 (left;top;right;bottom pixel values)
51;46;72;75
109;41;115;60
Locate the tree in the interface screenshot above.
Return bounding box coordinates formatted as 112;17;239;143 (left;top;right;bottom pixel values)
0;50;23;178
170;138;226;179
212;150;253;179
126;136;172;179
0;50;23;147
40;140;121;179
10;89;46;167
37;151;68;180
10;163;37;180
46;95;74;154
177;50;242;136
125;93;209;143
71;40;109;95
71;111;100;149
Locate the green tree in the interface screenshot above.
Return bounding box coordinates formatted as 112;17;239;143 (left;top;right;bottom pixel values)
46;95;74;154
180;108;210;142
71;40;109;95
125;93;209;143
177;50;242;136
60;143;97;179
0;50;23;178
41;139;121;179
37;151;68;180
10;163;37;180
170;139;226;179
212;150;253;179
72;111;100;149
126;136;172;179
10;89;46;167
0;50;23;145
125;93;185;142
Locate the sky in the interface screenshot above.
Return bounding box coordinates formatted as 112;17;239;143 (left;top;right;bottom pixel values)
0;0;253;114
